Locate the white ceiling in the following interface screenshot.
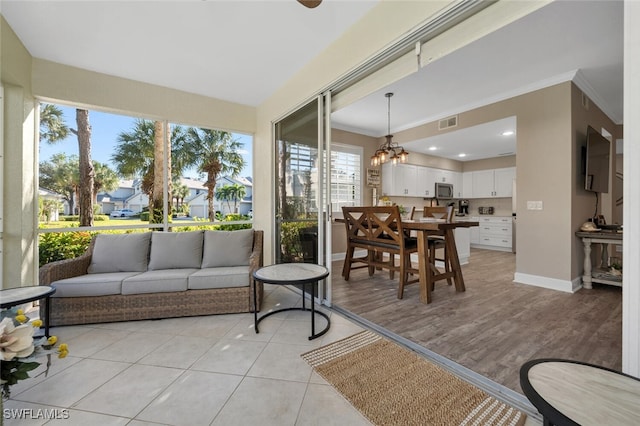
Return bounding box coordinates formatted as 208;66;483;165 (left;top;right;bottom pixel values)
2;1;623;162
1;0;379;106
332;0;623;161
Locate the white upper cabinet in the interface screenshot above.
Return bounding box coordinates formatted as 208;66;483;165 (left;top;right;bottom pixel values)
469;167;515;198
493;167;516;197
416;167;435;197
462;172;473;198
382;163;459;198
382;163;418;196
472;169;496;198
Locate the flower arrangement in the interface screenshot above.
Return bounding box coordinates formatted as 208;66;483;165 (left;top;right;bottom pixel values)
1;309;68;400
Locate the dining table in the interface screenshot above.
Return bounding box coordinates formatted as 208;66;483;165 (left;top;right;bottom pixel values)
336;215;478;304
402;218;479;303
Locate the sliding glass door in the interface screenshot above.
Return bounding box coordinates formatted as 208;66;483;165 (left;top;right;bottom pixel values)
274;94;333;304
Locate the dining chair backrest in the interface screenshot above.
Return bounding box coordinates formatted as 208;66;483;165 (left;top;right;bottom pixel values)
423;205;454;222
342;206;408;248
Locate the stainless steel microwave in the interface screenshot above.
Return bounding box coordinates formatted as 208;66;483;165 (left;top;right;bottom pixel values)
435;182;454;199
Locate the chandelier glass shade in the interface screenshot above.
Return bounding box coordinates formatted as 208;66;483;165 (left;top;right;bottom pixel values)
370;92;409;167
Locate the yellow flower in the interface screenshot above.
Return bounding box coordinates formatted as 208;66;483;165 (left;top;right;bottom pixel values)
47;336;58;345
57;343;69;359
31;319;43;328
16;309;24;316
15;314;28;324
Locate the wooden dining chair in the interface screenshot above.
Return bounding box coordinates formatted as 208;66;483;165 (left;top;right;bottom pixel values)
423;206;454;287
341;206;419;298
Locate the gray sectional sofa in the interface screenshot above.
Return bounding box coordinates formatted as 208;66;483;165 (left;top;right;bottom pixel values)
39;229;264;326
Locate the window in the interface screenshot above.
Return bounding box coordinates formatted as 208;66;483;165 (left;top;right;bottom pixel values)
330;143;362;212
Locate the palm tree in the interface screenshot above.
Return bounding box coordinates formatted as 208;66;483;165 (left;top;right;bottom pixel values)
39;104;70;143
112;120;188;221
75;109;94;226
215;185;233;214
229;183;246;213
185;128;245;221
39;104;94;225
92;161;120;203
172;180;190;212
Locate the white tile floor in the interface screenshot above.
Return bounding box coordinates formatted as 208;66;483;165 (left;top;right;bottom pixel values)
4;284;541;426
3;285;372;426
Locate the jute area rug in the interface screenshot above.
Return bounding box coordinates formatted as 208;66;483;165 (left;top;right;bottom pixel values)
302;331;527;426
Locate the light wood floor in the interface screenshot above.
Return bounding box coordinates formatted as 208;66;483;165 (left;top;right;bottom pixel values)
331;248;622;393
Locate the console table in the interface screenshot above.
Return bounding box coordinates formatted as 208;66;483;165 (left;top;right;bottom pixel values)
576;231;622;289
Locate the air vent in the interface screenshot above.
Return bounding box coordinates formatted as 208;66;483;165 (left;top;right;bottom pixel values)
438;115;458;130
581;92;590;110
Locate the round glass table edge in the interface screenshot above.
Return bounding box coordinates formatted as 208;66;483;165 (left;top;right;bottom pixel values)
0;285;56;309
252;263;329;285
520;358;640;426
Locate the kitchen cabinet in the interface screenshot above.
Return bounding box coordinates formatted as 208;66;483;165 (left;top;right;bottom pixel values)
470;167;515;198
473;216;512;251
382;163;461;198
416;167;435;197
462;172;473;198
382;163;418;196
470;216;480;244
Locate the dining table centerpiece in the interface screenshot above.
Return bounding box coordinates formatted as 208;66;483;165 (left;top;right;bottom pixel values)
0;309;68;400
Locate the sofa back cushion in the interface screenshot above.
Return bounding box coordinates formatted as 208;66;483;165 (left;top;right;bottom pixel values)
201;229;253;268
88;233;151;273
148;231;204;270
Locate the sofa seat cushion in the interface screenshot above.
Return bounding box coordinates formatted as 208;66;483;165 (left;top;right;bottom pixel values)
88;233;151;273
188;266;250;290
148;231;204;270
121;269;197;295
52;272;142;297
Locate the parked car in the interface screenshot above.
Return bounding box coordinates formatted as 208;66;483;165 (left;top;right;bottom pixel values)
110;209;136;218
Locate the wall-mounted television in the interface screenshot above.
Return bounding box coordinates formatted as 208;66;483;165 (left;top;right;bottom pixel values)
584;125;610;193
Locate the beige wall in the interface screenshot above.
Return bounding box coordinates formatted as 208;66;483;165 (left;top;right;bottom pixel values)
32;59;255;134
2;17;37;288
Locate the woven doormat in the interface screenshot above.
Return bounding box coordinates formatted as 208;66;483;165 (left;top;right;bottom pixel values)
302;331;526;426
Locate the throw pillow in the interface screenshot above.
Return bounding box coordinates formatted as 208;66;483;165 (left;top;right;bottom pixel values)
148;231;204;270
201;229;253;268
88;232;151;273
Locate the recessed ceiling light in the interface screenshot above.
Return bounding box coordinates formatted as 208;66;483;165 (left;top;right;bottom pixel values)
428;146;437;151
501;130;515;136
458;153;466;158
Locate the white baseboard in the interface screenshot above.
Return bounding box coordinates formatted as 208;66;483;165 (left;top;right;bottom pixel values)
513;272;582;293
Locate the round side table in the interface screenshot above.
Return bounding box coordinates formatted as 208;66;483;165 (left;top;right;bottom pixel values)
520;358;640;426
0;285;56;337
253;263;330;340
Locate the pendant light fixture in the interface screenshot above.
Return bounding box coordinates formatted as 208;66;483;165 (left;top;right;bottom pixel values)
370;92;409;166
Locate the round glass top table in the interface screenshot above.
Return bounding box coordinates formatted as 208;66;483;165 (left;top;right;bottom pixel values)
0;285;56;337
252;263;330;340
520;358;640;426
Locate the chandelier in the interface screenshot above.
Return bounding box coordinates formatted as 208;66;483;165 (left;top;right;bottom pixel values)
370;92;409;166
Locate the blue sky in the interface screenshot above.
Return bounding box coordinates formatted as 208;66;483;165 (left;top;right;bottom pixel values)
39;104;253;180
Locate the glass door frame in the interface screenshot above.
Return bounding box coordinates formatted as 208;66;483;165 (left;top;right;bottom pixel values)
272;92;333;307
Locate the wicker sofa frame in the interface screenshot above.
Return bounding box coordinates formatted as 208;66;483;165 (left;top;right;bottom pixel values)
39;230;264;326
